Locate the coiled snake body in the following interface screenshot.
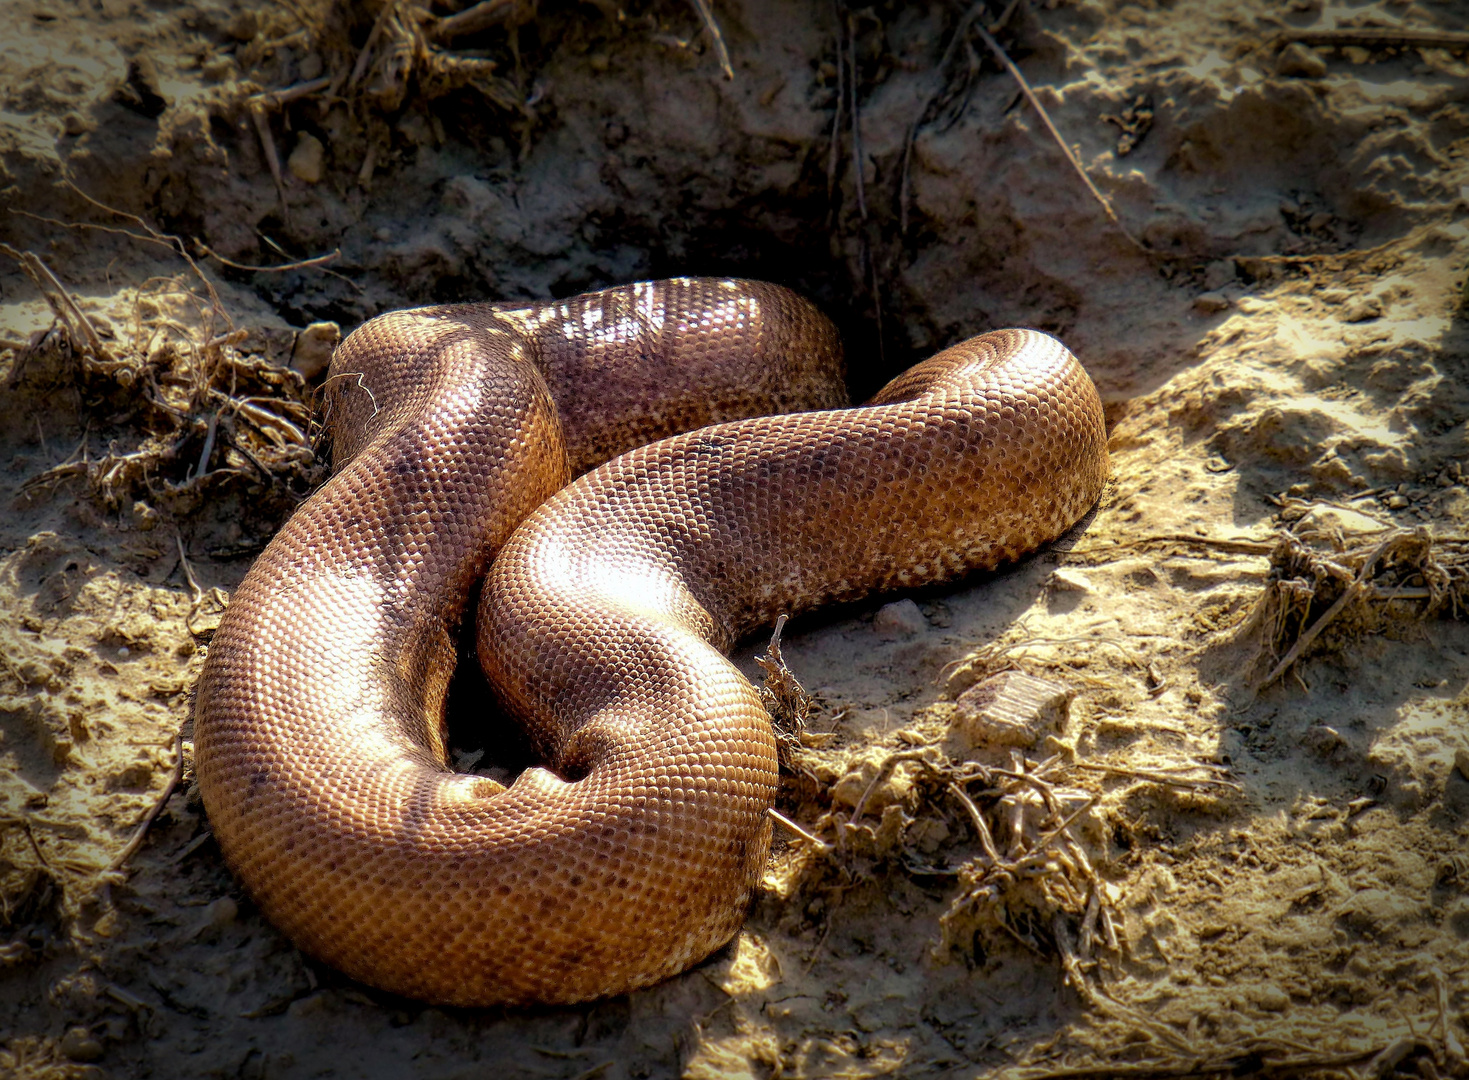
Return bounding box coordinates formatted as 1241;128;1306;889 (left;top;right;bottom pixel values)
193;279;1107;1006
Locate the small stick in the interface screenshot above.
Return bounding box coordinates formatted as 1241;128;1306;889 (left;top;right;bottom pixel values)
434;0;520;40
1015;796;1097;867
108;734;184;872
0;244;116;361
1437;969;1467;1064
250;103;289;212
767;807;832;852
971;24;1148;254
849;750;930;824
686;0;733;80
1260;532;1399;687
195;412;219;478
176;535;204;606
899;1;989;234
197;243;341;274
248;75;333;110
946;781;1001;864
1073;761;1241;791
348;0;396;88
1280;28;1469;52
59;181;230;332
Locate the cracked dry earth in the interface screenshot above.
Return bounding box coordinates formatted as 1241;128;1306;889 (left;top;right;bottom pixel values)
2;0;1469;1077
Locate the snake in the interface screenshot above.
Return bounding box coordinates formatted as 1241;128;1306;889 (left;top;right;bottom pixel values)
192;278;1108;1007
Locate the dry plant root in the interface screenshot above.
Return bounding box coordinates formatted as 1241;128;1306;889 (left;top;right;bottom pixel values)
1242;526;1468;689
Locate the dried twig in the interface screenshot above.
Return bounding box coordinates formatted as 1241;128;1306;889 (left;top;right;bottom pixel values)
1260;532;1396;687
349;0;398;87
107;734;184;872
756;615;816;766
825;5;845;208
196;243;341;274
899;1;988;234
60;181;230;332
1280;28;1469;52
1073;761;1242;792
0;243;116;362
250;103;289;214
247;75;333;110
971;23;1148;253
686;0;733;80
767;807;833;854
433;0;526;40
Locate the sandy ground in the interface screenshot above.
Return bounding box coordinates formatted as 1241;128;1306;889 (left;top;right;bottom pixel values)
2;0;1469;1077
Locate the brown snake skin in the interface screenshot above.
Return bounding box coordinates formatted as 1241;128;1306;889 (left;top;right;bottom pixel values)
193;278;1108;1006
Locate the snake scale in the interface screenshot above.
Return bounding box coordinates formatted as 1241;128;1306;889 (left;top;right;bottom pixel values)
193;278;1108;1006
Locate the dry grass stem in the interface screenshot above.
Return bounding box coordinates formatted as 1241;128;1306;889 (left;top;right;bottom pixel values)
1280;28;1469;52
106;735;184;872
686;0;733;80
971;23;1148;254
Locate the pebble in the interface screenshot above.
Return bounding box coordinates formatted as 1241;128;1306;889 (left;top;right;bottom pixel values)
1300;724;1344;756
1252;984;1290;1012
1048;568;1093;593
287;134;325;184
1341;296;1383;323
61;1027;104;1062
872;598;926;637
1193;291;1231;315
206;896;239;928
290;322;341;379
1275;42;1328;79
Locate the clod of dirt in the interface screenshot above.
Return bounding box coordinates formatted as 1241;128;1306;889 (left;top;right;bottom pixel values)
948;671;1073;754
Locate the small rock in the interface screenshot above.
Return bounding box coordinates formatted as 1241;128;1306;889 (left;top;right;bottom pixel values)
61;1026;104;1062
1300;724;1344;756
206;896;239;928
1386;494;1410;510
873;598;926;638
287;133;325;184
950;671;1072;752
1252;984;1290;1012
1275;42;1328;78
290;321;340;379
1193;291;1231;315
1341;296;1383;323
1047;568;1093;593
62;111;94;136
1293;505;1389;537
1455;748;1469;782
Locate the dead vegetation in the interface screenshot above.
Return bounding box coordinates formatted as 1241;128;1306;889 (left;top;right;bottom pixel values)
1242;526;1469;691
2;195;327;527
